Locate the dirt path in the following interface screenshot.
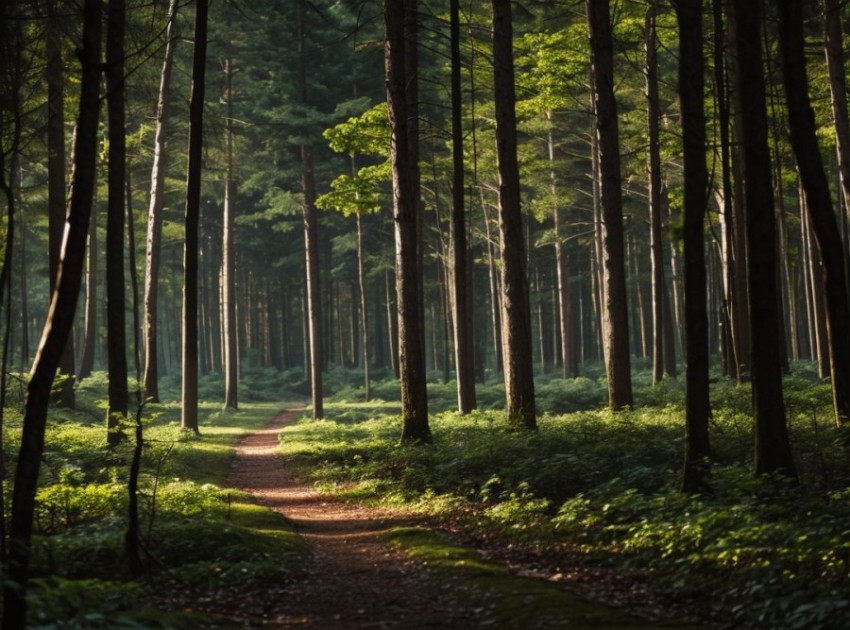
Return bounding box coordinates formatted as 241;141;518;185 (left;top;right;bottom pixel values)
226;408;495;628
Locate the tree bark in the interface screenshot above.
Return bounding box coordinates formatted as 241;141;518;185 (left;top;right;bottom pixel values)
491;0;536;429
3;1;101;624
181;0;209;434
777;0;850;427
143;0;178;404
450;0;476;412
674;1;712;492
106;0;128;445
79;185;98;379
386;0;429;442
587;0;633;409
222;51;238;410
731;0;796;478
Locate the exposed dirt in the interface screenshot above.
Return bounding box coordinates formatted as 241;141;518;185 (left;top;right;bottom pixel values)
226;408;497;628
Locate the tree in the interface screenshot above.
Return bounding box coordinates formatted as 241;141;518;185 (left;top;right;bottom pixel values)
674;0;712;492
450;0;476;413
3;1;102;624
491;0;536;429
222;48;238;410
182;0;209;434
586;0;633;409
777;0;850;428
106;0;128;444
143;0;179;404
46;0;75;408
731;0;795;477
385;0;430;443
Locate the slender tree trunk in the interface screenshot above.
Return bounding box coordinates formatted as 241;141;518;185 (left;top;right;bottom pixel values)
79;190;98;379
181;0;209;434
587;0;633;409
550;114;575;379
646;5;665;385
222;51;238;410
3;2;101;624
386;0;429;442
731;0;796;478
450;0;476;412
777;0;850;426
143;0;178;403
47;0;75;407
491;0;536;428
675;1;712;492
105;0;128;445
356;213;370;400
823;0;850;231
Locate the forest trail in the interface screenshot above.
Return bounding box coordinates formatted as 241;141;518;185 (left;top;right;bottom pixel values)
226;407;498;628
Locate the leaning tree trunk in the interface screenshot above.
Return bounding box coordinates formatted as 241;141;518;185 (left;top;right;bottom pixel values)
732;0;796;478
778;0;850;427
181;0;209;434
143;0;178;403
3;2;101;625
675;0;712;493
587;0;633;409
450;0;476;412
386;0;430;442
492;0;536;429
105;0;128;445
47;0;75;407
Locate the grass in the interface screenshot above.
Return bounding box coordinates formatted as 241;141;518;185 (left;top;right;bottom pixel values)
1;374;307;628
278;367;850;628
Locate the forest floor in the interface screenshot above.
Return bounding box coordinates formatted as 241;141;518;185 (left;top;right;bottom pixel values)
224;408;671;629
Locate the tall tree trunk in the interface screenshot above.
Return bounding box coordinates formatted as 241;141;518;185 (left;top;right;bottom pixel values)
550;114;575;379
3;2;101;624
106;0;128;445
47;0;75;407
356;213;370;399
675;1;712;493
143;0;178;403
386;0;429;442
777;0;850;427
646;4;665;385
587;0;633;409
222;51;238;410
181;0;209;434
79;189;98;379
450;0;476;412
492;0;536;429
731;0;796;478
823;0;850;233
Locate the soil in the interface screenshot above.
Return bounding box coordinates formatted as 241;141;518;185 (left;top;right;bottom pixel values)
226;408;498;628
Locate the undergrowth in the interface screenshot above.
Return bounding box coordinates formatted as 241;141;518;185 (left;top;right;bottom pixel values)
1;376;305;628
279;367;850;629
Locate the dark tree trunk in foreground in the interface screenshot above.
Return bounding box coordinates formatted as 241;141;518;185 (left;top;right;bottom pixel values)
777;0;850;427
106;0;128;444
182;0;209;434
386;0;430;442
674;1;712;492
3;2;101;625
732;0;796;478
47;0;75;407
492;0;535;429
823;0;850;230
451;0;476;413
143;0;179;404
587;0;633;409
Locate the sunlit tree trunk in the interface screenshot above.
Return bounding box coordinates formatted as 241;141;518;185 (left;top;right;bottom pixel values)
181;0;209;434
46;0;75;407
222;50;238;410
731;0;795;478
778;0;850;427
674;1;712;492
3;2;101;624
587;0;633;409
79;188;98;380
143;0;178;403
386;0;429;442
